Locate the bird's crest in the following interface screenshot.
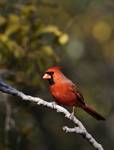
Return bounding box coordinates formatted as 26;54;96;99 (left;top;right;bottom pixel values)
46;66;63;72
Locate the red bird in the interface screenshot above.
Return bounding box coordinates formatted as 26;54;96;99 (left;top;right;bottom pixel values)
43;66;105;121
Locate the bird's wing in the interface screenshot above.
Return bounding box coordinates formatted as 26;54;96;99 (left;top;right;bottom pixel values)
76;90;85;105
70;84;85;105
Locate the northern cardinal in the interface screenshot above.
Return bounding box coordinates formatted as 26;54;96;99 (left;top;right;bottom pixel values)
43;66;105;121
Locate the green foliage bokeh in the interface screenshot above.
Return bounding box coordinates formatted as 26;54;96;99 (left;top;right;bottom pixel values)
0;2;68;87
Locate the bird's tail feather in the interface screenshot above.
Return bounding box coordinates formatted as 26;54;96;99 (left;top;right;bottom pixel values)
82;104;105;121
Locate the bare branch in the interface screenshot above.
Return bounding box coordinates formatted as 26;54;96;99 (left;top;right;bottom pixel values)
0;80;104;150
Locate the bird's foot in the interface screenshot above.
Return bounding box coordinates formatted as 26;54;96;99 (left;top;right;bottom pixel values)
51;102;57;108
51;102;57;105
68;106;75;119
69;112;75;120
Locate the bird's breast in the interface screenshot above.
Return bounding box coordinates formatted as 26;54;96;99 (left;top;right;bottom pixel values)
49;83;77;106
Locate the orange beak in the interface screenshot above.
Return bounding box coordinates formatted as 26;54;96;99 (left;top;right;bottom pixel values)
43;73;51;80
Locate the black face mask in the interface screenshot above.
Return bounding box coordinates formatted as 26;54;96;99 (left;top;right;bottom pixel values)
46;71;55;85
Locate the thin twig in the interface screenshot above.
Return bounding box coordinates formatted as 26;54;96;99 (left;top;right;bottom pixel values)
0;80;104;150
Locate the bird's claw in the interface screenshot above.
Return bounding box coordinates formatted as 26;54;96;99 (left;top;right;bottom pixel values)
51;102;57;105
51;102;57;109
69;112;75;120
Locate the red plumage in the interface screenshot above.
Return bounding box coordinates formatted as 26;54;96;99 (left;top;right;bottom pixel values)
43;66;105;121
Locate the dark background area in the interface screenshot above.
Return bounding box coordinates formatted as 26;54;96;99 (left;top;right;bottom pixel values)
0;0;114;150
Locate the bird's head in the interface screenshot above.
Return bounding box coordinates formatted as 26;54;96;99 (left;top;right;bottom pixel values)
43;66;63;85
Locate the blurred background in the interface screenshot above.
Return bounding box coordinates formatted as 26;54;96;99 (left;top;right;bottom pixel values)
0;0;114;150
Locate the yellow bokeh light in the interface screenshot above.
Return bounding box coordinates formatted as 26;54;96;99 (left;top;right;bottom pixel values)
103;40;114;64
92;21;112;42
